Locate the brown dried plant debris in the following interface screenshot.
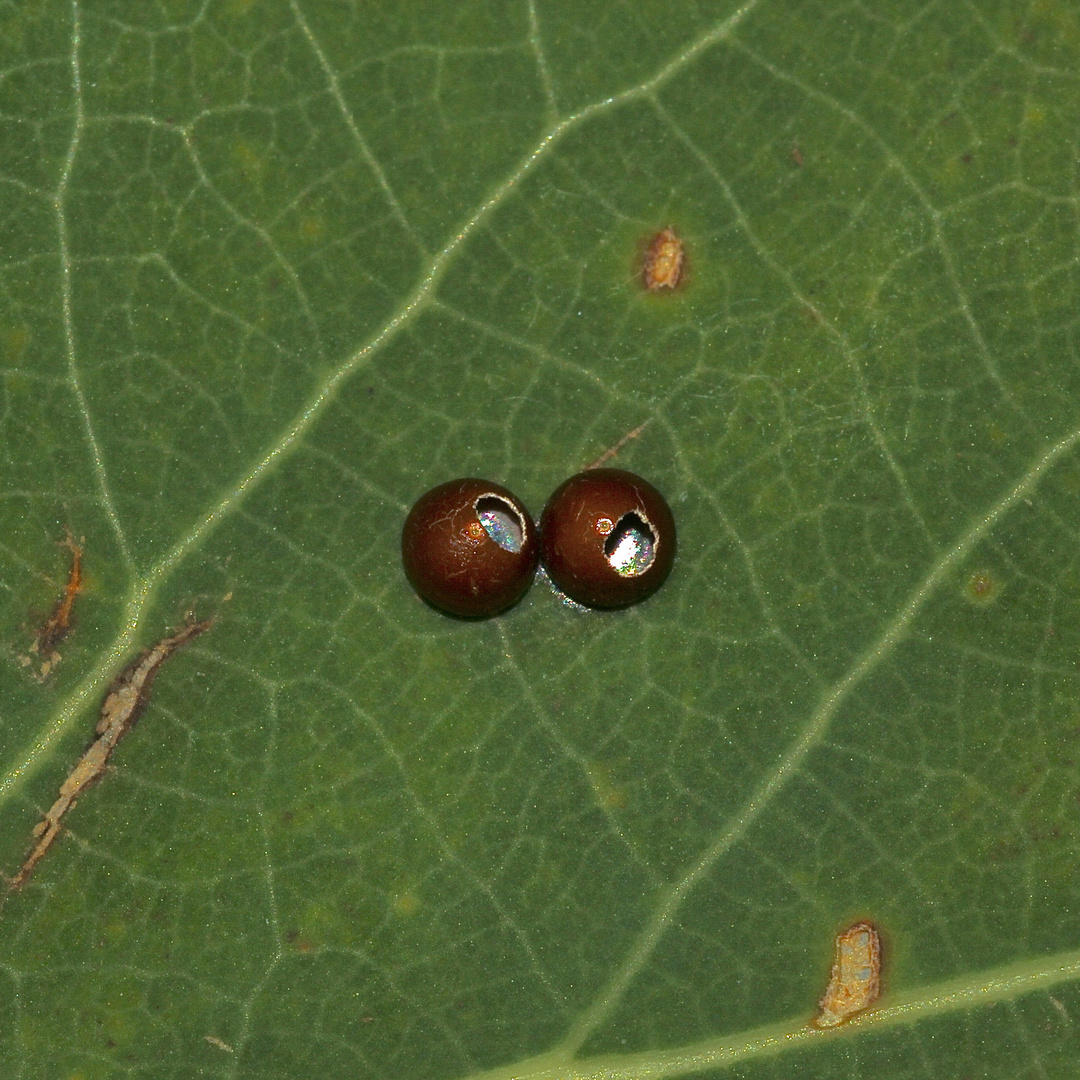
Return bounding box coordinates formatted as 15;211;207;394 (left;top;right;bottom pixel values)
585;420;652;470
28;530;83;678
9;617;213;892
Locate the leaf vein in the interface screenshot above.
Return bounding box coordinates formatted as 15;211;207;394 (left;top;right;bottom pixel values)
556;421;1080;1054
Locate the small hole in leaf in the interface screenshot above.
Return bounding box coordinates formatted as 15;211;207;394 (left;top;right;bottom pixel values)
604;513;655;576
476;497;524;553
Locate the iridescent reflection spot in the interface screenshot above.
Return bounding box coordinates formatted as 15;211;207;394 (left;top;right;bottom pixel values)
604;513;655;576
477;496;524;553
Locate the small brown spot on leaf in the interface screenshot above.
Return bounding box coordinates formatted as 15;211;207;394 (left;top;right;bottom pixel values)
964;569;1002;606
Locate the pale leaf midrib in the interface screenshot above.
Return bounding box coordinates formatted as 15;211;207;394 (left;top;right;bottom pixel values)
462;947;1080;1080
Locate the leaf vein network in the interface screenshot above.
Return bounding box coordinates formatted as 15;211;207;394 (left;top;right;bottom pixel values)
549;421;1080;1060
287;0;428;257
730;37;1032;426
495;622;661;884
309;674;567;1008
13;1;1080;1074
145;0;764;588
178;125;327;364
526;0;559;119
651;97;935;549
58;1;132;570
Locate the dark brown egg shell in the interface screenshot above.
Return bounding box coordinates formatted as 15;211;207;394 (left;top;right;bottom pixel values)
539;468;676;609
401;478;538;618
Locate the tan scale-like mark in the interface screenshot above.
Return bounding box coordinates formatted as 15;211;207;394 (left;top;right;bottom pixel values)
9;617;213;892
812;920;882;1028
642;227;685;291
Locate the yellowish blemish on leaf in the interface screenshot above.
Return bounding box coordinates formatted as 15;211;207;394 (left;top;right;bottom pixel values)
1;323;30;361
104;1007;136;1047
232;141;263;178
1035;0;1080;44
1059;461;1080;495
586;762;627;811
393;891;421;917
104;919;128;945
300;216;325;241
300;900;341;944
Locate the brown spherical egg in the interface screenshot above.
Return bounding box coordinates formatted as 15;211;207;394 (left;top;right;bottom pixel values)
402;479;538;617
540;468;676;609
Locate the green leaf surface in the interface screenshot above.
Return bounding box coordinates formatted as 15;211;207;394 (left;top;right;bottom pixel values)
2;0;1080;1077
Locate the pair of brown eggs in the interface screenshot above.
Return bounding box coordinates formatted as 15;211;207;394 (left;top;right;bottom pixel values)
401;469;676;617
